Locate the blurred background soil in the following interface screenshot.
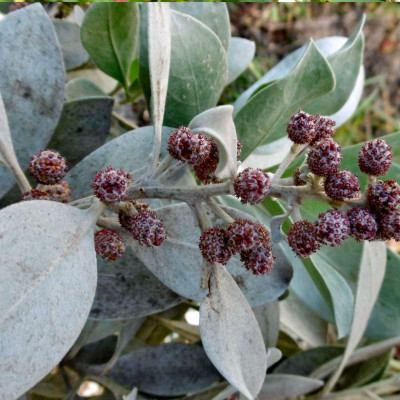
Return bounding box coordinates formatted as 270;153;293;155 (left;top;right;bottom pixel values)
224;3;400;145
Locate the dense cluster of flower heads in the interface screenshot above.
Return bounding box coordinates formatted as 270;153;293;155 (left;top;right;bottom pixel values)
286;110;400;259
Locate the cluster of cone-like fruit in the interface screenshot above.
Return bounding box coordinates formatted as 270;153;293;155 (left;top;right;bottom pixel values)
23;149;71;203
92;167;166;260
287;110;399;259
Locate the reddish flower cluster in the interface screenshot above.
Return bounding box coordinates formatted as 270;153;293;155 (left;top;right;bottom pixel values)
198;219;275;275
94;228;126;261
29;149;67;185
233;168;271;205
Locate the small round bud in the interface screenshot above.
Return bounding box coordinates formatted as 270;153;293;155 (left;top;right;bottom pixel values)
293;168;307;186
286;110;316;144
324;170;361;201
234;168;271;205
167;126;211;166
240;244;275;275
226;219;270;253
94;228;126;261
43;181;71;203
358;139;392;176
307;138;342;178
288;221;320;258
368;179;400;214
129;210;166;247
315;209;350;246
199;227;232;265
379;210;400;241
22;189;51;201
347;207;378;242
311;115;336;145
194;140;219;184
92;166;131;204
29;149;67;185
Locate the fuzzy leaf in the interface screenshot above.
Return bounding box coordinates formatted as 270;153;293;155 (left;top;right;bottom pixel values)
189;105;238;179
257;374;324;400
91;247;182;320
139;7;228;127
131;203;293;306
53;20;89;71
110;343;220;396
49;97;114;168
81;3;140;88
325;241;387;391
253;301;280;348
0;201;100;399
148;3;171;171
169;3;230;52
200;263;267;399
226;38;255;85
0;4;65;198
234;40;335;160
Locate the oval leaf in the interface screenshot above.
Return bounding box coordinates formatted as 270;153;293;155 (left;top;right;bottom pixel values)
189;105;238;179
0;4;65;198
226;37;255;85
200;263;267;399
325;241;387;392
0;201;99;399
258;374;324;400
110;343;221;396
81;3;140;88
91;247;182;320
65;78;107;102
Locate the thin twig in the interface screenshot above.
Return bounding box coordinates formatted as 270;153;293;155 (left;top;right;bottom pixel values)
112;111;138;131
208;198;235;224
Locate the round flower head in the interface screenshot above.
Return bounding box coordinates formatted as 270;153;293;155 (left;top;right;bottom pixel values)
311;115;336;145
234;168;271;205
379;210;400;241
240;244;275;275
199;227;232;265
168;126;211;166
130;210;166;247
43;181;71;203
324;170;361;201
94;228;126;261
358;139;392;176
92;166;131;204
368;179;400;214
22;189;51;201
29;149;67;185
347;207;378;242
315;209;350;247
288;221;320;258
307;138;342;178
286;110;316;144
226;219;270;253
194;139;220;184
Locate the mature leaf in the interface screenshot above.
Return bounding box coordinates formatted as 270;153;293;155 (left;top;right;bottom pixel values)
81;3;140;88
0;4;65;198
234;40;335;160
274;346;344;376
280;291;328;346
200;263;267;399
139;7;228;127
170;3;230;52
226;38;255;85
189;105;238;179
91;247;182;320
253;301;280;348
65;78;107;101
257;374;324;400
148;3;171;172
325;241;387;392
110;343;221;396
66;127;173;201
266;348;283;369
67;68;118;95
49;97;114;168
53;20;89;71
131;203;293;306
0;201;100;399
